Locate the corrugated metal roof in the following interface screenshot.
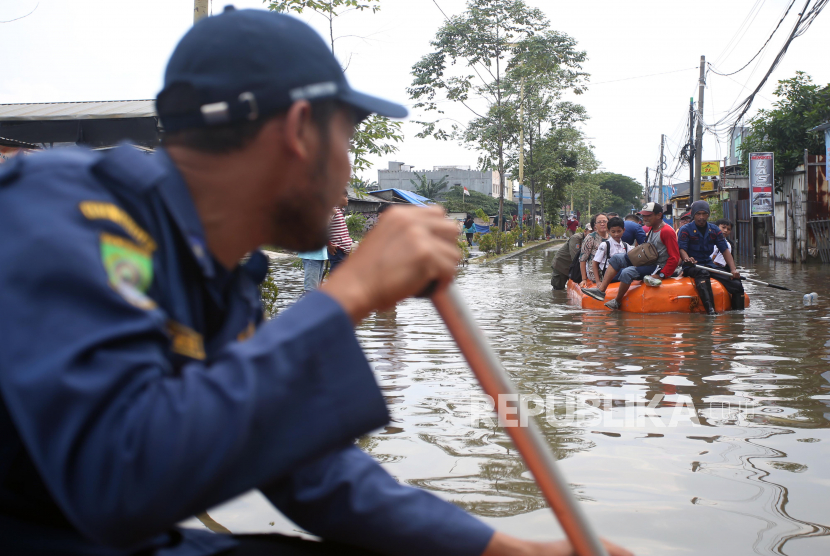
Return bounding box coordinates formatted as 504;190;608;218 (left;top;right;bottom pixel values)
0;100;157;121
374;188;432;206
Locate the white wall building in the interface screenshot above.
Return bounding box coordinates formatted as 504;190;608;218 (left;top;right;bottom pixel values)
378;161;502;197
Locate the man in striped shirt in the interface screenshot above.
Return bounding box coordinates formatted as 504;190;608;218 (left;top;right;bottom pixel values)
328;187;353;273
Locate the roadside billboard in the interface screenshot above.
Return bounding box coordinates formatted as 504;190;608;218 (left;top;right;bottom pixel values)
749;152;773;217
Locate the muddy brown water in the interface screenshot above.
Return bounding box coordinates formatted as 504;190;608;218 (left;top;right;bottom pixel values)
191;248;830;556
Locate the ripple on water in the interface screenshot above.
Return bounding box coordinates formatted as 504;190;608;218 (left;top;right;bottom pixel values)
242;254;830;555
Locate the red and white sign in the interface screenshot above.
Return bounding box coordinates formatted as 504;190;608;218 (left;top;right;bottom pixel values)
749;152;773;217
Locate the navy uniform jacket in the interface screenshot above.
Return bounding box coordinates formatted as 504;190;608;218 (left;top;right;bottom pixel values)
0;146;493;556
677;221;729;267
620;221;647;246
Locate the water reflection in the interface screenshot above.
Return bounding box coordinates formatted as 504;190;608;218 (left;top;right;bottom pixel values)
262;252;830;555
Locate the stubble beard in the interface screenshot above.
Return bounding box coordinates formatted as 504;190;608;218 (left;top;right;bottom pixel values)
270;149;338;252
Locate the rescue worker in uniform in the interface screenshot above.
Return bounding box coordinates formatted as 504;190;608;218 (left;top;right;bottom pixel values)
678;200;745;315
0;8;629;556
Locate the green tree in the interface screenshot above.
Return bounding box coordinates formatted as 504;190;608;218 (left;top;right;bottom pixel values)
501;31;588;238
592;173;643;215
265;0;402;187
741;72;830;190
441;186;518;216
409;0;549;253
409;172;450;200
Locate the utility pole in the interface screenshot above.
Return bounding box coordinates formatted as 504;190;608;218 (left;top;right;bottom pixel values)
689;98;695;201
692;55;706;202
658;134;665;205
518;76;524;247
194;0;209;23
645;167;649;202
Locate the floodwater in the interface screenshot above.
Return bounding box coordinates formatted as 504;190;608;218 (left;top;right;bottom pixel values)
193;247;830;556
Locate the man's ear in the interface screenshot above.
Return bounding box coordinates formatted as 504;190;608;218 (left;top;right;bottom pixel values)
280;100;316;160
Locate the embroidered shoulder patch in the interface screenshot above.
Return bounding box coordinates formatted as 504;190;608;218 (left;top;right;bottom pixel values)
80;201;157;252
101;233;153;291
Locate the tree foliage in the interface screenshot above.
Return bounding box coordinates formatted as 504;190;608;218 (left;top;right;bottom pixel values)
741;72;830;190
409;0;551;252
441;186;519;216
409;172;450;199
409;0;588;246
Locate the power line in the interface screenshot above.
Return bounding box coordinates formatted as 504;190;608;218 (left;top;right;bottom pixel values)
703;0;828;140
589;67;697;86
709;0;797;77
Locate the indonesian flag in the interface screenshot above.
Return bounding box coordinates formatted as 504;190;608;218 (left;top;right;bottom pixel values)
463;186;470;196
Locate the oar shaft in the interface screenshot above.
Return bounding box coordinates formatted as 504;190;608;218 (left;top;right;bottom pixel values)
432;284;608;556
694;264;796;291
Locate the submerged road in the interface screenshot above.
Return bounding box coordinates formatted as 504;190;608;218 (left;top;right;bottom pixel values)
189;246;830;556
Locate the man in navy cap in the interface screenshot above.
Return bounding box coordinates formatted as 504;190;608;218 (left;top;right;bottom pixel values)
0;8;628;556
678;200;744;314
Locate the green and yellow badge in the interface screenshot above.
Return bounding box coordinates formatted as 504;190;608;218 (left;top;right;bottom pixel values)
100;233;155;309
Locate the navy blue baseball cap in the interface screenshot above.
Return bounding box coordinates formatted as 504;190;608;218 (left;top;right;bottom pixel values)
157;6;407;132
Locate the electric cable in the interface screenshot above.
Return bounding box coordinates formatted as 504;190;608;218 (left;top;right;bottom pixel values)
709;0;797;77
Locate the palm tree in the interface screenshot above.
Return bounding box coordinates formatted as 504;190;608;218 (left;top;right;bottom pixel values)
409;173;450;200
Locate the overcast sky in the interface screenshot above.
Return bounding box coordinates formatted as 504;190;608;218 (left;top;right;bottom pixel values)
1;0;828;188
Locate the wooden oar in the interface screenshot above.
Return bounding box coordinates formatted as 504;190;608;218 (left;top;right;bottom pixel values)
431;284;609;556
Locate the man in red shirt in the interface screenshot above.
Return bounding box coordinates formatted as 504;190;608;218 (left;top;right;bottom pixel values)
582;202;680;310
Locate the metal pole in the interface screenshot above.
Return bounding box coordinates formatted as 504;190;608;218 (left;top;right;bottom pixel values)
194;0;209;23
692;56;706;203
432;284;609;556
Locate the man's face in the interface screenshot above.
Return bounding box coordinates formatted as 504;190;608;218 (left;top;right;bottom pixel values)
719;223;732;237
693;210;709;227
680;217;691;227
609;226;624;242
642;212;662;227
271;107;355;251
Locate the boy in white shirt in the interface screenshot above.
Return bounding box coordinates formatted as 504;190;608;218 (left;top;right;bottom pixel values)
591;216;631;286
711;219;734;267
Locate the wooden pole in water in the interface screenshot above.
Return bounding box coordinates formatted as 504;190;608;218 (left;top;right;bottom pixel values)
432;284;608;556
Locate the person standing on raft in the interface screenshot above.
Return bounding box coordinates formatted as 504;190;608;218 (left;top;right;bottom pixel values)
678;200;745;315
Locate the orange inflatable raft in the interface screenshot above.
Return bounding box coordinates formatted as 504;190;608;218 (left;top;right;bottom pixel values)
566;277;750;313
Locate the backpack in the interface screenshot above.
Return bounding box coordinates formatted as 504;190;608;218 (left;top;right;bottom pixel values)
566;233;585;283
598;239;629;281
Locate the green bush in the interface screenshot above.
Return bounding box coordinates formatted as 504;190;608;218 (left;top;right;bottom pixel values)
259;273;279;318
457;238;471;260
345;213;367;240
474;208;488;221
473;231;482;244
552;225;566;237
478;232;496;254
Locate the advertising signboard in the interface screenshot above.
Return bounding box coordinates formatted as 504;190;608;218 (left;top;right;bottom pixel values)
701;161;720;177
700;181;715;192
749;152;773;217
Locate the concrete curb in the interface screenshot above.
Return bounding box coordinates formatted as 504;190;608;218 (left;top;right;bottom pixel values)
474;238;565;265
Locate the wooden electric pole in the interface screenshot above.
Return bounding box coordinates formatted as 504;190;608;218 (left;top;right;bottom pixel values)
692;55;705;203
194;0;209;24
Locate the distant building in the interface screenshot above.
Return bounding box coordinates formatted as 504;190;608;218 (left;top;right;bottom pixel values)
0;100;160;149
378;161;501;197
727;126;749;167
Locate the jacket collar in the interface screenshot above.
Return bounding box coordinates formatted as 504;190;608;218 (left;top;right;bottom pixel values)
153;148;216;279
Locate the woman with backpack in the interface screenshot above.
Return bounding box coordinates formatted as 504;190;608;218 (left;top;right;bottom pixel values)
578;213;609;286
462;215;475;247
